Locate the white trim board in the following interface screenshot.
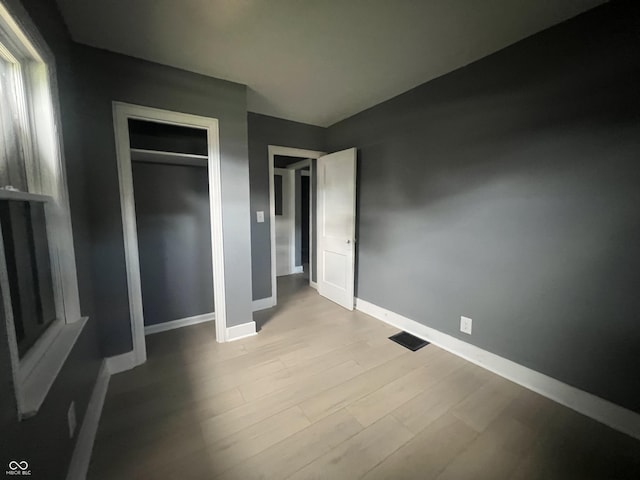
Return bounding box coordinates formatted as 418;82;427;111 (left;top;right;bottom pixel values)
112;102;228;368
226;321;257;342
107;299;274;374
144;301;274;336
105;351;137;375
355;297;640;441
144;312;215;336
20;318;88;418
66;361;110;480
145;299;277;336
253;296;276;311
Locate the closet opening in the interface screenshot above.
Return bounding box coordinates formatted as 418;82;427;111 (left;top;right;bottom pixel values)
113;102;227;368
128;120;215;339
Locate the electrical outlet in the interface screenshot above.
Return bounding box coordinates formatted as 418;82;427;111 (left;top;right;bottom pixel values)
460;316;472;335
67;401;76;438
256;211;265;223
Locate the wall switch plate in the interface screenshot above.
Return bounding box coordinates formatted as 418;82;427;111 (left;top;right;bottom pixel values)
256;211;265;223
460;316;473;335
68;401;76;438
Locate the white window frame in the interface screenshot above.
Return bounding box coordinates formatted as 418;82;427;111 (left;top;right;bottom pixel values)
0;1;85;420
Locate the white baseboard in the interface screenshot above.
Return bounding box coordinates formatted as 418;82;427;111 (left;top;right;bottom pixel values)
310;280;318;290
226;321;257;342
277;269;303;277
105;351;136;375
66;360;110;480
144;312;215;336
355;297;640;440
253;296;275;311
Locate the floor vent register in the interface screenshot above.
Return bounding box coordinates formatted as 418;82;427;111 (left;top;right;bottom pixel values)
388;331;430;352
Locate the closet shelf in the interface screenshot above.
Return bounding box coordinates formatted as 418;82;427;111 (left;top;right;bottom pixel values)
130;148;208;167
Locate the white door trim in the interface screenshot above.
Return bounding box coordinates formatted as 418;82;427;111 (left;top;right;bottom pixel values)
268;146;324;304
113;102;228;368
144;312;216;336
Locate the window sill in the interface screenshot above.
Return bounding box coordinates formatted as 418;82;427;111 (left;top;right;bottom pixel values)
17;316;88;419
0;189;52;203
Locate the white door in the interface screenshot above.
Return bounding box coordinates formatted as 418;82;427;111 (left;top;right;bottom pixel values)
317;148;357;310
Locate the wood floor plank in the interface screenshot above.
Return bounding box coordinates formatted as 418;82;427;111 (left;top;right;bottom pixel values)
391;363;488;434
200;360;365;439
215;409;363;480
89;422;208;480
102;357;284;421
95;386;245;444
434;413;537;480
511;406;640;480
286;414;414;480
451;375;520;433
347;365;434;427
239;341;376;402
202;406;311;474
361;413;477;480
348;348;467;427
298;351;423;422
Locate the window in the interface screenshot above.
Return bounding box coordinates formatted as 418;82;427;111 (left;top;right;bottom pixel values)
0;0;83;419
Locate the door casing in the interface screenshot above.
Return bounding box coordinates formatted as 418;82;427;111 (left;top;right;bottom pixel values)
268;146;325;305
113;102;229;369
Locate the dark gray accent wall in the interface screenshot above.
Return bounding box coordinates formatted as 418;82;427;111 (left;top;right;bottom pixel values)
129;119;208;156
132;162;213;326
248;113;326;299
1;0;101;478
73;40;251;350
274;155;307;168
294;170;302;267
301;175;310;265
327;1;640;413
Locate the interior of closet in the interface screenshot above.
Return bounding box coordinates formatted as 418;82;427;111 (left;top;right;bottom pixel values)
128;119;214;331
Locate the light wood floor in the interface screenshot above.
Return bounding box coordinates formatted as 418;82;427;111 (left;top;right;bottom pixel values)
88;274;640;479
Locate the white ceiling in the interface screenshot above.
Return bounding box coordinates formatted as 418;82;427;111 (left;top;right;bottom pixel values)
56;0;606;127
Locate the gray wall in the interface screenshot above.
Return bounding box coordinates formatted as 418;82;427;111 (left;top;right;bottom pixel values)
327;1;640;413
294;170;302;267
248;113;326;299
301;175;310;265
132;162;213;326
1;1;102;478
73;40;252;352
294;171;311;268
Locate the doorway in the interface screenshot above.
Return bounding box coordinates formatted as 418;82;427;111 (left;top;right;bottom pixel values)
274;158;310;277
113;102;228;368
268;146;324;305
129;120;214;337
